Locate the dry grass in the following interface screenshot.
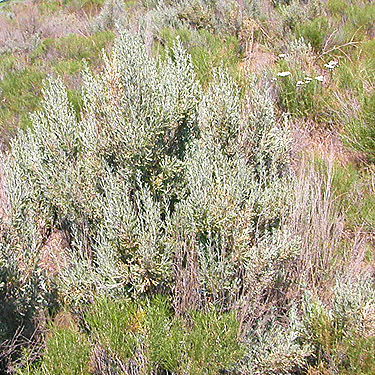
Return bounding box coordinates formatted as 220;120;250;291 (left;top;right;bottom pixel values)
292;160;344;289
289;154;374;303
0;0;91;54
172;234;202;316
39;229;70;277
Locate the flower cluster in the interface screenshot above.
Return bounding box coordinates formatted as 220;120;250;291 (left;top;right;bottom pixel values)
324;60;338;70
277;71;324;87
277;71;291;77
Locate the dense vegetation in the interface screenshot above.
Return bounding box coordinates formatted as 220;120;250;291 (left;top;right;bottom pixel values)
0;0;375;374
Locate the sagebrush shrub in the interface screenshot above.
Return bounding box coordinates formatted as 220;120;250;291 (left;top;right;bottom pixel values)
5;31;200;301
2;1;375;374
302;277;375;374
4;30;297;309
3;29;317;375
243;307;312;375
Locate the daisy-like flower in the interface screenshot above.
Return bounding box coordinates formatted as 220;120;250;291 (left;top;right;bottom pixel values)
278;53;287;59
296;80;305;87
277;71;291;77
324;60;338;70
315;75;324;82
305;77;312;82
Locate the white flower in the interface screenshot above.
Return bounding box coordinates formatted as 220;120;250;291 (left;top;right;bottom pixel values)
278;53;287;59
305;77;312;82
315;75;324;82
277;71;291;77
296;80;305;87
324;60;338;70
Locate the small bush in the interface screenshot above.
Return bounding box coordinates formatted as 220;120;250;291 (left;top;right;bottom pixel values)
243;307;312;375
91;0;128;31
303;278;375;374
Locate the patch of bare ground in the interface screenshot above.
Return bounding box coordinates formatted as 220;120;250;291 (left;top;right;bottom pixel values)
291;120;366;168
53;310;78;331
240;42;276;74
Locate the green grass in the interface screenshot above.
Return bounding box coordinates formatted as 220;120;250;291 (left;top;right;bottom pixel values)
0;54;19;76
31;31;115;62
53;31;115;61
0;68;45;130
84;296;244;374
275;59;330;120
329;161;375;229
295;17;331;51
86;297;141;362
342;90;375;161
0;31;114;137
42;328;90;375
53;60;84;75
39;0;105;14
156;27;242;85
20;327;91;375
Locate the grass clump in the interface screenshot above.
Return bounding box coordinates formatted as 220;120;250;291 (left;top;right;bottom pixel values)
23;297;243;374
295;17;331;51
39;328;90;375
19;326;91;375
330;161;375;229
156;27;242;84
275;60;329;121
53;31;115;61
85;296;244;374
0;68;45;131
343;92;375;161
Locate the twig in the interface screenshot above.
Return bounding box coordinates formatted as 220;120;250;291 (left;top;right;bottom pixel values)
322;29;338;52
316;40;360;61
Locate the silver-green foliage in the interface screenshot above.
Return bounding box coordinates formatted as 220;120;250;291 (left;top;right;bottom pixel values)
169;72;295;310
301;276;375;373
6;32;295;300
244;307;312;375
0;27;322;375
0;235;49;349
5;31;199;298
145;0;259;34
3;32;307;374
91;0;128;32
